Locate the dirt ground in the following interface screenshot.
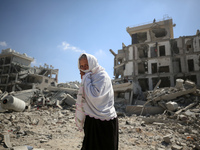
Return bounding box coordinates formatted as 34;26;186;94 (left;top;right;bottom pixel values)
0;105;200;150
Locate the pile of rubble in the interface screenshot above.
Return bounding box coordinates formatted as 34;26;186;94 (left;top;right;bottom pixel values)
125;79;199;115
0;82;79;113
0;82;80;150
0;106;82;150
0;77;199;149
117;79;200;149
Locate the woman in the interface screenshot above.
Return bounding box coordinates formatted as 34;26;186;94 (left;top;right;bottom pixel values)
75;53;118;150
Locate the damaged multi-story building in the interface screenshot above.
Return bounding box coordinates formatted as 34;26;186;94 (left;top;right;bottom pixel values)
110;18;200;94
0;48;58;92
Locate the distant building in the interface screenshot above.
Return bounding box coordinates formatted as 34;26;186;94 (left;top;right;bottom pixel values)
110;18;200;91
0;48;58;92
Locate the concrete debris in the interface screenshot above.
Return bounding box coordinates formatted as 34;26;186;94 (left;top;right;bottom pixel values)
0;49;79;109
0;83;78;113
165;101;178;111
163;134;172;144
0;82;199;150
0;49;79;149
110;18;200;149
113;79;200;149
126;105;165;115
0;48;200;149
3;133;12;148
123;79;199;116
64;94;76;106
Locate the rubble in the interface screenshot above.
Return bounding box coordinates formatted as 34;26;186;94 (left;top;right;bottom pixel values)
110;17;200;149
113;79;200;150
0;48;199;149
0;49;81;149
0;84;199;150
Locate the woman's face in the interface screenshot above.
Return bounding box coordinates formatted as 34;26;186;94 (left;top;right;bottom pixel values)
79;58;89;70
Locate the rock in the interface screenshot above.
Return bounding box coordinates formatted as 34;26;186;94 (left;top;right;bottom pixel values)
171;144;182;150
184;110;196;118
166;101;178;111
163;135;171;143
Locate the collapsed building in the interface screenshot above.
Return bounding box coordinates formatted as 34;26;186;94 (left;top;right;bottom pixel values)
0;48;78;113
110;18;200;106
0;48;59;92
0;19;200;150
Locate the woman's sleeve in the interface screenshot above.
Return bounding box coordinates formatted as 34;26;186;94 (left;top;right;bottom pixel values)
83;73;105;98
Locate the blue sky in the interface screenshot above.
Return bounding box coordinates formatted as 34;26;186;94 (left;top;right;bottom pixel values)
0;0;200;83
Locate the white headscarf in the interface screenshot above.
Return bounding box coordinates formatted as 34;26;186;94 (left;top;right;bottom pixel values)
78;53;117;121
78;53;102;73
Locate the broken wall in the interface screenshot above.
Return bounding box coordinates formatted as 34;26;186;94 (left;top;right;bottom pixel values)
112;18;200;91
0;49;58;92
127;19;174;44
114;50;125;80
12;56;32;66
193;35;200;52
124;62;133;76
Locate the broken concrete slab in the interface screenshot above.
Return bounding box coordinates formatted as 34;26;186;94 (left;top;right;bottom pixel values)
64;94;76;106
46;86;78;95
183;110;196;118
166;101;178;111
113;82;132;92
153;86;196;102
141;117;177;124
3;133;12;148
12;146;33;150
126;105;165;115
171;144;182;150
133;100;151;106
175;101;199;115
163;134;172;143
11;89;39;105
147;80;196;102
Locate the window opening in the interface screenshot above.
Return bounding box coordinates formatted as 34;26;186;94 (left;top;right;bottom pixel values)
159;45;166;56
188;59;194;71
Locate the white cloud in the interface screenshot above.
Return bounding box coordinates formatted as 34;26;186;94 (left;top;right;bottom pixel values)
94;49;109;66
94;49;107;61
59;41;85;53
0;41;7;47
94;49;106;56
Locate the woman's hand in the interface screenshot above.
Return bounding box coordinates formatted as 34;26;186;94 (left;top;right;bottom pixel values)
80;70;85;79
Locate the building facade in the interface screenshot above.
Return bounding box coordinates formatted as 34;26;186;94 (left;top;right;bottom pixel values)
110;18;200;91
0;48;58;92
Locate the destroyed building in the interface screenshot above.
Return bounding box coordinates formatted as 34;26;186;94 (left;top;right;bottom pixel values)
110;18;200;105
0;48;59;92
0;48;78;113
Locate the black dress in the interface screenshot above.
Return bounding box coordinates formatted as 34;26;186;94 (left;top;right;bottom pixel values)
81;115;119;150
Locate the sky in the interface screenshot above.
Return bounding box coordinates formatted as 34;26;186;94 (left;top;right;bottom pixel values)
0;0;200;83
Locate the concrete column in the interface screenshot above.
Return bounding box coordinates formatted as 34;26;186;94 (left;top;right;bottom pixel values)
148;77;153;90
170;75;174;87
197;72;200;85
